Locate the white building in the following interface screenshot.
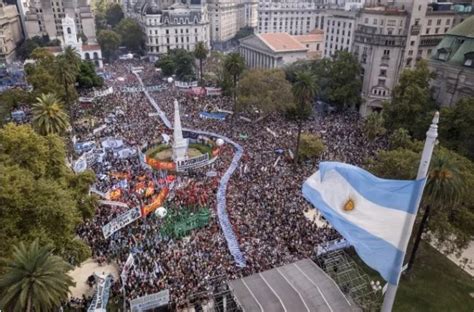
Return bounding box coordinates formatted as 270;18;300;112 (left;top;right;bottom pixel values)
132;0;210;59
239;32;319;68
24;0;96;42
46;15;103;67
208;0;257;49
324;9;357;57
0;3;23;64
257;0;326;35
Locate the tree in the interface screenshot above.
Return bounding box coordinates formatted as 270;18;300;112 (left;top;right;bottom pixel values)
237;69;294;116
325;51;361;110
25;48;63;98
363;112;386;141
97;29;121;61
299;133;326;162
172;49;195;81
291;70;318;164
439;97;474;160
105;3;124;27
155;55;176;77
31;93;70;136
194;41;208;86
389;128;413;150
0;124;93;262
383;60;436;137
407;152;465;272
224;52;245;114
56;54;79;110
0;89;32;124
115;18;145;53
0;239;75;312
77;61;104;88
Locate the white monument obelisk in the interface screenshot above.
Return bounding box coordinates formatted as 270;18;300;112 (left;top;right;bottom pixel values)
172;99;188;162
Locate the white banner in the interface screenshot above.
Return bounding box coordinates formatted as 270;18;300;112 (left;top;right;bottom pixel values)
102;207;141;239
87;273;113;312
130;289;170;312
121;253;135;285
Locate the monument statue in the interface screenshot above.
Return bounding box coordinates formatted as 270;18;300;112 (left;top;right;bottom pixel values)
172;99;189;162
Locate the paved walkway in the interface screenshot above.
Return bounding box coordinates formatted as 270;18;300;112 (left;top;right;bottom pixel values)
68;258;119;299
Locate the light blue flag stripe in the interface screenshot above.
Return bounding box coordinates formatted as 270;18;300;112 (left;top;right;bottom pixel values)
320;162;425;214
303;182;405;284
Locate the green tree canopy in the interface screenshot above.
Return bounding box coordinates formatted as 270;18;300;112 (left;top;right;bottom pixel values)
0;124;94;263
439;97;474;160
0;89;32;124
194;41;209;86
389;128;413;150
97;29;121;61
115;18;145;53
383;60;436;137
31;93;70;136
77;61;104;88
299;133;326;161
172;49;195;81
105;3;124;27
324;51;361;110
237;69;294;116
0;239;75;312
363;112;386;141
224;52;246;113
155;54;176;77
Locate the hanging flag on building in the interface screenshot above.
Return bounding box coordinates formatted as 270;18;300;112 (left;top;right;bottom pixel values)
303;161;426;285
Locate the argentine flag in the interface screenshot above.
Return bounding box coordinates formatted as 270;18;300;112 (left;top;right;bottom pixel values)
303;162;425;284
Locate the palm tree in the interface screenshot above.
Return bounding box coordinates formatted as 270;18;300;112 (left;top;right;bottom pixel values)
32;93;70;136
224;52;245;115
406;153;464;272
194;41;208;86
292;70;317;164
56;56;78;110
0;239;75;312
63;46;81;72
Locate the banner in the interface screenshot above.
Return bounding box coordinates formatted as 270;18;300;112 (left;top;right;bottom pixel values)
141;188;169;217
130;289;170;312
102;207;141;239
121;253;135;285
87;273;113;312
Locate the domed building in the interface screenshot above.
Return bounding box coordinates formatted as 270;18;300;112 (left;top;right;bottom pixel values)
128;0;210;60
429;16;474;107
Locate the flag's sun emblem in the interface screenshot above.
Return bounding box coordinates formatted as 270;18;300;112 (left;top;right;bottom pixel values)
343;198;355;212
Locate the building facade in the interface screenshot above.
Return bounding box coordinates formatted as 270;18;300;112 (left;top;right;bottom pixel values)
239;32;319;68
130;0;210;59
429;16;474;107
355;0;472;115
0;3;23;64
257;0;326;35
324;9;357;57
208;0;257;49
24;0;96;42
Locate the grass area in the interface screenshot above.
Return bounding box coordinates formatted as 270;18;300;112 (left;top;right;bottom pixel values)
355;241;474;312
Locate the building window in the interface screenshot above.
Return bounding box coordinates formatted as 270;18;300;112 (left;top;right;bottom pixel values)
435;28;439;34
67;27;71;34
410;40;415;46
380;69;386;77
378;79;385;86
408;50;413;56
437;19;441;25
427;19;432;26
426;28;430;34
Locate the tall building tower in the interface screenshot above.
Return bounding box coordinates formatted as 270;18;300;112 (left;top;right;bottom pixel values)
208;0;257;50
24;0;96;42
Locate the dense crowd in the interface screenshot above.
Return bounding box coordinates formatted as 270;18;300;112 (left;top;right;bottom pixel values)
73;60;387;309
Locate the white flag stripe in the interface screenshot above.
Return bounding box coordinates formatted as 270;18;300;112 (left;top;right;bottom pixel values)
306;170;415;250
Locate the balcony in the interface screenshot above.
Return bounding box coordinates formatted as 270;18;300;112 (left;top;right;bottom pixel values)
411;25;421;35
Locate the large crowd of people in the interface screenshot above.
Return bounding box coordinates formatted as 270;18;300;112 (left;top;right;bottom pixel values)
72;60;387;309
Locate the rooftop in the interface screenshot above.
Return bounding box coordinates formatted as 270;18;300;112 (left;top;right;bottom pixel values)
294;33;324;44
447;15;474;38
258;33;307;52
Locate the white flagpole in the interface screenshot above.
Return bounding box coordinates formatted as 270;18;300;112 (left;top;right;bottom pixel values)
381;112;439;312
